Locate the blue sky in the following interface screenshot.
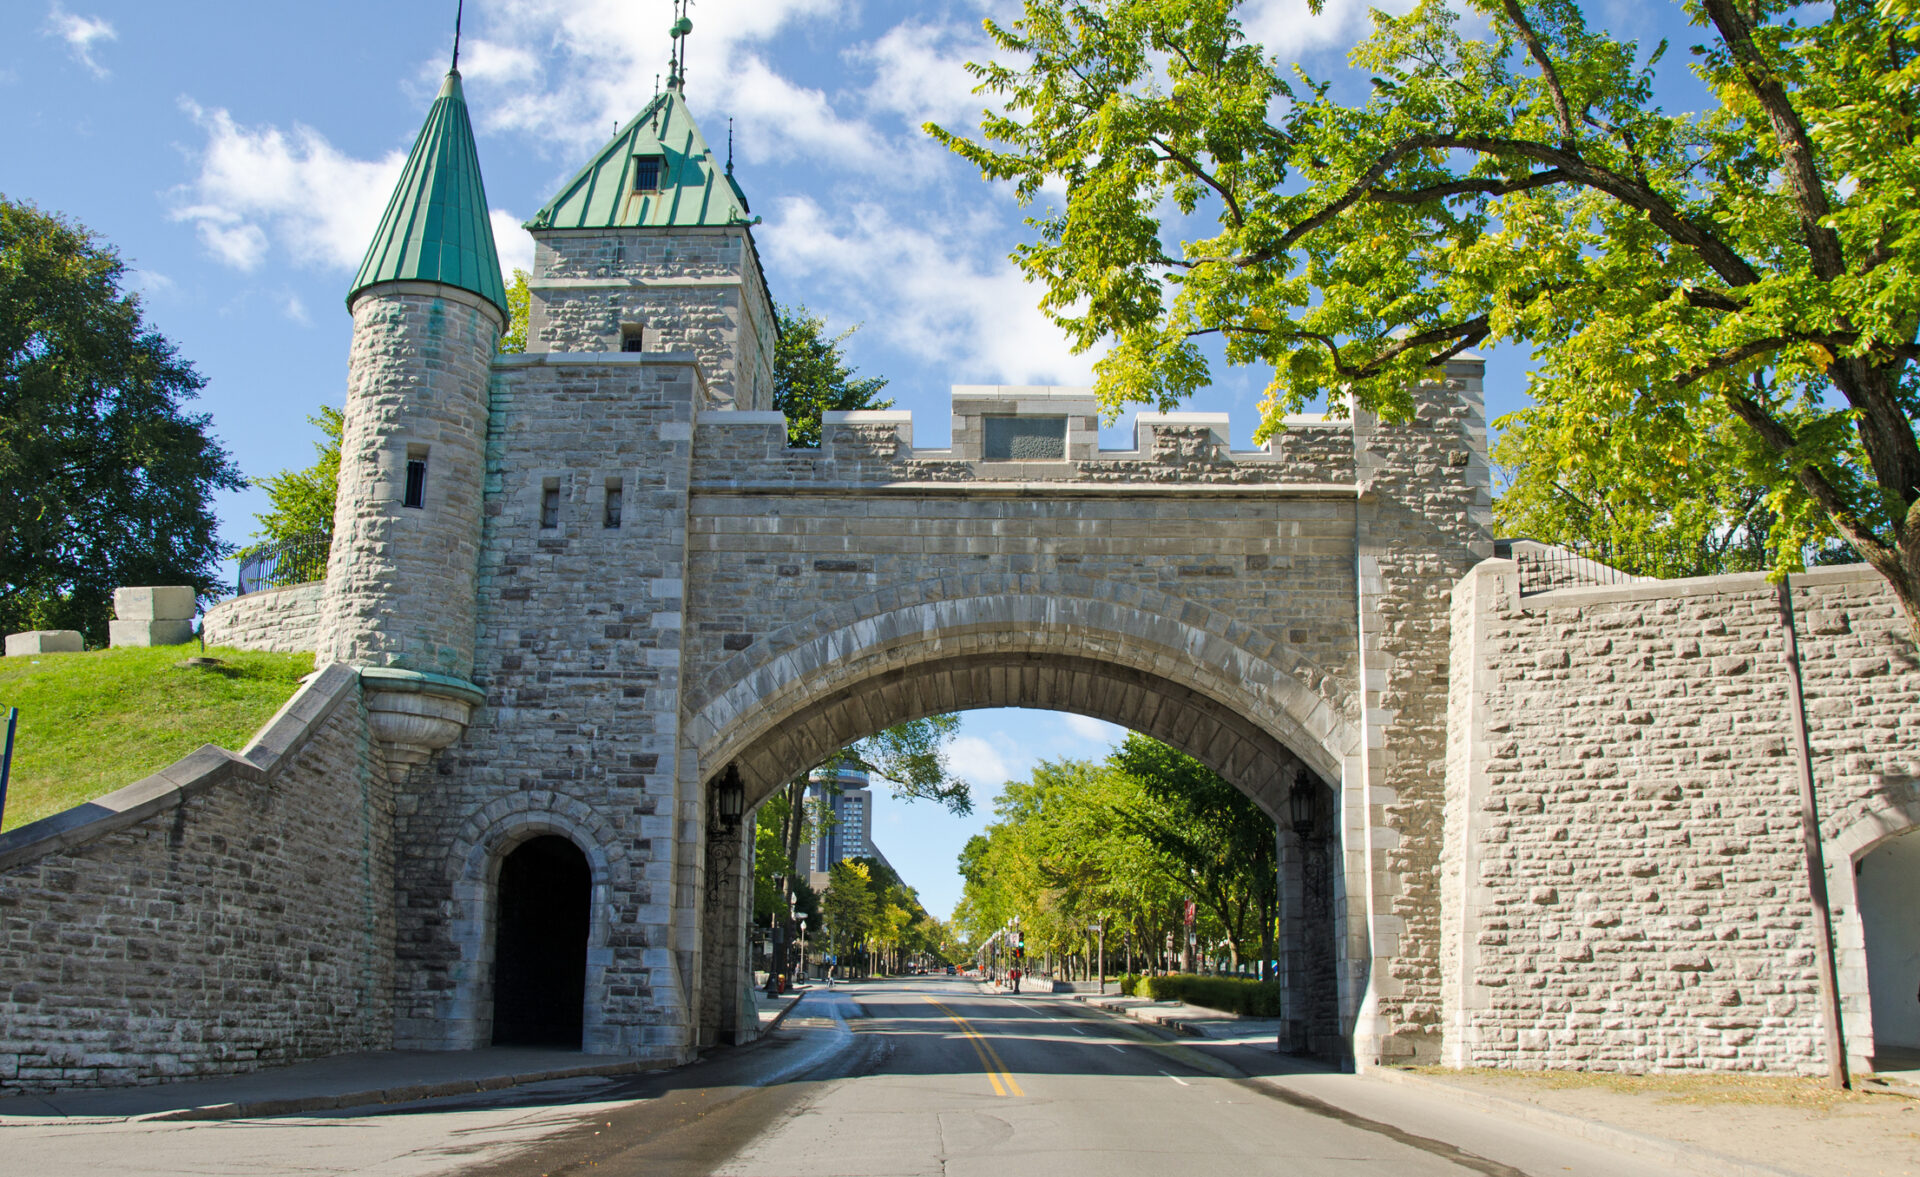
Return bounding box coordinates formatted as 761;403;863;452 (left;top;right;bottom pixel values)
3;0;1710;919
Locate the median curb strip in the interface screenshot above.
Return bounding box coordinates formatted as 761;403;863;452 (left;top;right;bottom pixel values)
1362;1067;1815;1177
139;1056;681;1123
760;987;808;1035
1070;994;1205;1038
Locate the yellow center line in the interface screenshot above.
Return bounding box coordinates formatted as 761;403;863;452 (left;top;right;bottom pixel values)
924;997;1025;1097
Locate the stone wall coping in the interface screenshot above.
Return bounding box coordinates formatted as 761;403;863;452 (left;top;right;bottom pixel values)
493;350;702;368
347;281;506;333
0;663;358;875
821;410;913;424
689;480;1361;500
1514;561;1883;611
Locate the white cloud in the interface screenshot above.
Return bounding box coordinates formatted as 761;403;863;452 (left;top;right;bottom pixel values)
1238;0;1418;60
283;293;311;325
855;21;996;132
947;734;1012;788
171;101;405;273
1062;714;1124;745
763;195;1101;385
490;209;535;278
46;5;115;78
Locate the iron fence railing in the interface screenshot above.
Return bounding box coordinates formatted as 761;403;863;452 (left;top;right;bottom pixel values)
1508;544;1646;595
236;534;331;595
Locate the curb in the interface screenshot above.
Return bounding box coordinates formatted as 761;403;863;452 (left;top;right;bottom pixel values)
1070;994;1208;1039
759;989;808;1036
1363;1068;1815;1177
142;1057;679;1123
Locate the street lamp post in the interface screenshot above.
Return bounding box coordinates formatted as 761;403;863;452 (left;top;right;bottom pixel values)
1089;923;1106;994
796;912;808;982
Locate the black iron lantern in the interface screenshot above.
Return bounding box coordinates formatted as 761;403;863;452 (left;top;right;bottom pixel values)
715;766;745;830
1289;775;1316;838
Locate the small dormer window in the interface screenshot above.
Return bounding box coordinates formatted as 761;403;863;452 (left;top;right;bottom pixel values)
621;327;645;353
632;155;664;192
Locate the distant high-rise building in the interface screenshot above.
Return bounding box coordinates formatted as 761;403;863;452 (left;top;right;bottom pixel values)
802;765;896;891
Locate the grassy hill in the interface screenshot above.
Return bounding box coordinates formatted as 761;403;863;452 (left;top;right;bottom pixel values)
0;645;315;833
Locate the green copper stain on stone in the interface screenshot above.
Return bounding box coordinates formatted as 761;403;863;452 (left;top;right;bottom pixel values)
527;88;755;231
349;70;508;321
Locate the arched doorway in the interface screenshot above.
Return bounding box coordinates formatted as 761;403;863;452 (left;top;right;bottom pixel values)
492;835;591;1048
1859;828;1920;1068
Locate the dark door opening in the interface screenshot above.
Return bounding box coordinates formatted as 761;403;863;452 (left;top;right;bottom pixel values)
491;835;590;1047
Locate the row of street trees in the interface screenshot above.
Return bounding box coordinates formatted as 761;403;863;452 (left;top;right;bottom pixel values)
953;734;1279;979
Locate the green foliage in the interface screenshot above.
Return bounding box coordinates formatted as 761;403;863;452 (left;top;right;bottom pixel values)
1136;972;1280;1016
497;268;530;355
932;0;1920;636
773;304;892;448
822;858;878;957
0;197;245;643
248;405;343;548
0;644;316;832
953;737;1278;972
828;713;973;816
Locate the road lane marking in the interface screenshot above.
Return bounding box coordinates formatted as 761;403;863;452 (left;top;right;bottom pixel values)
1160;1071;1191;1086
923;998;1025;1097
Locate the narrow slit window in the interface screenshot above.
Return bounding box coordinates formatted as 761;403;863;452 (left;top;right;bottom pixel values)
621;327;644;353
632;155;663;192
604;479;624;529
540;480;561;529
403;458;428;509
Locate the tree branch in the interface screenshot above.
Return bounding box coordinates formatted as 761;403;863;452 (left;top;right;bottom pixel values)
1698;0;1847;279
1499;0;1577;142
1148;136;1245;228
1368;168;1572;204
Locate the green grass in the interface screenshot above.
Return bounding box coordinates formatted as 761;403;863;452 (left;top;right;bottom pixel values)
0;645;315;833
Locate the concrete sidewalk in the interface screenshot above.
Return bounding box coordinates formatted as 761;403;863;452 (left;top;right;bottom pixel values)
1052;989;1909;1177
0;989;809;1125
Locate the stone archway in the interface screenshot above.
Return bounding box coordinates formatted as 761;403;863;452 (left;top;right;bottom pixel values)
406;796;627;1054
1832;797;1920;1073
491;835;592;1047
682;588;1363;1055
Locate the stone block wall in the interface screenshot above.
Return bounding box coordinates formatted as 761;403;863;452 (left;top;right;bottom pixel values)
527;228;774;412
1444;561;1919;1072
319;285;499;680
202;581;325;652
0;666;393;1092
391;352;700;1059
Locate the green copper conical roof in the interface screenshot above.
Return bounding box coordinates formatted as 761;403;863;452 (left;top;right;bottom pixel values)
348;70;508;320
527;87;755;231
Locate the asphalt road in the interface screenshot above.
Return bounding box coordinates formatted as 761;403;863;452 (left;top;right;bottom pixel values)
1;978;1699;1176
456;977;1684;1177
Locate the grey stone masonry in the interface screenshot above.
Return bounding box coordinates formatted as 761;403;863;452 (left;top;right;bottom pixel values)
1444;561;1918;1074
202;582;325;652
388;351;700;1058
527;227;775;413
318;285;501;680
0;666;394;1092
108;585;200;648
4;631;83;656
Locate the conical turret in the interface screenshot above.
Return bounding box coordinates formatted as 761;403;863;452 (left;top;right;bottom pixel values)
349;70;508;320
320;68;501;779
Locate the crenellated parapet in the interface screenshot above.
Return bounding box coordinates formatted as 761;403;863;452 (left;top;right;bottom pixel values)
690;384;1363;491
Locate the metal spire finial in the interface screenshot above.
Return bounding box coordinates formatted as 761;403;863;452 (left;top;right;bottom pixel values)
667;0;693;92
727;117;734;175
451;0;464;73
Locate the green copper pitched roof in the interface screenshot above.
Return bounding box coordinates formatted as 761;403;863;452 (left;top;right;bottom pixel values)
527;88;756;231
348;70;508;320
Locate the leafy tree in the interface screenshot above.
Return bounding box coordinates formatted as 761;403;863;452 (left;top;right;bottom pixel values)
249;405;343;548
497;269;530;355
822;858;878;969
0;197;244;643
772;304;892;447
932;0;1920;639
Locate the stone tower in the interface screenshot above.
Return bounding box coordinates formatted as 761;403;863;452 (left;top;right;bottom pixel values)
317;66;507;775
522;81;775;407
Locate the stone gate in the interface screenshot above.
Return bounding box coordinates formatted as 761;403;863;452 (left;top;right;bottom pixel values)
3;56;1914;1096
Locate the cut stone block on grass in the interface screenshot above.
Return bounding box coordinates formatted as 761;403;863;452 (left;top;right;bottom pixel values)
4;630;84;656
113;586;198;622
109;619;195;648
